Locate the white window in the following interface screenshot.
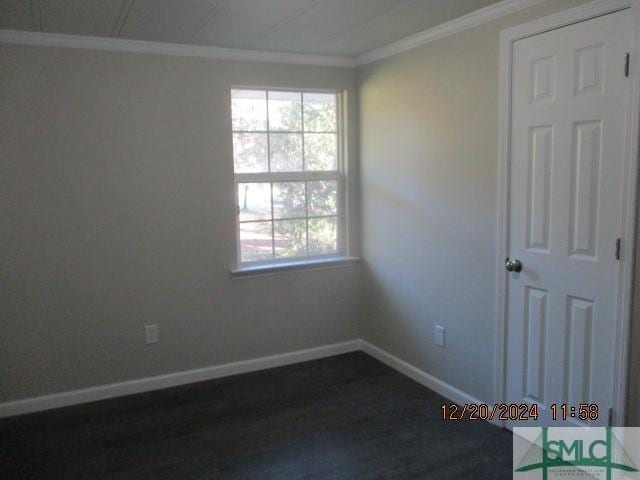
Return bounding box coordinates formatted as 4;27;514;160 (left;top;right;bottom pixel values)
231;88;346;267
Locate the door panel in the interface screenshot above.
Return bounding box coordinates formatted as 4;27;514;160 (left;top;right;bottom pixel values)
526;125;553;253
523;287;547;404
506;9;632;427
569;120;601;259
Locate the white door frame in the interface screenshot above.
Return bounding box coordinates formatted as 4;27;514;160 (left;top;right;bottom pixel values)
495;0;640;427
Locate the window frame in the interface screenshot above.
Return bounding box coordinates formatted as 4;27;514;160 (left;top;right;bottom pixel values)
231;87;348;270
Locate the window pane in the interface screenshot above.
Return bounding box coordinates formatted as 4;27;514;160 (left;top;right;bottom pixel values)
232;89;267;131
303;93;336;132
308;217;338;255
240;221;273;262
274;220;306;259
273;182;305;219
268;91;302;131
307;180;337;216
238;183;271;222
233;133;268;173
304;133;337;171
270;133;302;172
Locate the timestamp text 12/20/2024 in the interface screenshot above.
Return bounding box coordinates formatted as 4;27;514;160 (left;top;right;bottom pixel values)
441;403;599;422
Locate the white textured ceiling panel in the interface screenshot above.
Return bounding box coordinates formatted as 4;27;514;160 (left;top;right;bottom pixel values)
316;0;501;56
119;0;221;43
0;0;35;30
40;0;126;37
191;0;318;49
0;0;506;57
254;0;400;54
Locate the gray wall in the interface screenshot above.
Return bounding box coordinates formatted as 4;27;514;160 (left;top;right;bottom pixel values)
357;0;595;407
3;0;638;424
0;45;360;402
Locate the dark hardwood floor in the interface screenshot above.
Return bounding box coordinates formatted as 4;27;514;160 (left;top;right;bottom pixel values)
0;352;513;479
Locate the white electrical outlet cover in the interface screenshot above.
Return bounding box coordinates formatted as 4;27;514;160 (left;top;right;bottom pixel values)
435;325;445;347
145;324;159;345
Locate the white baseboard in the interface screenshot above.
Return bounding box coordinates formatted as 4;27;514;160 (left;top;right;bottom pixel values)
0;340;360;418
359;339;486;408
0;339;489;422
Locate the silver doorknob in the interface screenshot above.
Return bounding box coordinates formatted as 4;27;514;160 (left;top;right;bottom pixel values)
505;258;523;273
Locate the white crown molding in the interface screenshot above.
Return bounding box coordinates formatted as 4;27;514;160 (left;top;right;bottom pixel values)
0;29;356;68
0;0;569;69
355;0;550;66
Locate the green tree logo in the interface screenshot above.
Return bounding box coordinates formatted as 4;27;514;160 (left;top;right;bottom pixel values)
516;428;638;479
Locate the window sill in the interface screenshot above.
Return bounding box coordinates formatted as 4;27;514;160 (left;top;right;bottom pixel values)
230;256;360;279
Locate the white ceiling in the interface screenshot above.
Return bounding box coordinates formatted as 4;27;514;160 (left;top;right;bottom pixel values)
0;0;501;57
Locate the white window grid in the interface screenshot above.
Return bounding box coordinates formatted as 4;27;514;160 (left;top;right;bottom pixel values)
232;88;348;267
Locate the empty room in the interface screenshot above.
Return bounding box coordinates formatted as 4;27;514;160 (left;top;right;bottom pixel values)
2;0;640;478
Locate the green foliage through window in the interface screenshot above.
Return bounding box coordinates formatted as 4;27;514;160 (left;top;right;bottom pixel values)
232;89;342;263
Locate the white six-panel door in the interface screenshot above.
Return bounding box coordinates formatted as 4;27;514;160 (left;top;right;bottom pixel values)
506;9;633;427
